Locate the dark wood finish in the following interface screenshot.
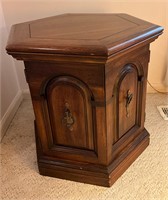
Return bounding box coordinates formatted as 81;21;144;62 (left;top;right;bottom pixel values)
6;14;163;187
46;76;94;149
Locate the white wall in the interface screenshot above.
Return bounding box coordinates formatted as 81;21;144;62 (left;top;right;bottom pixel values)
1;0;168;92
0;0;167;140
0;1;22;141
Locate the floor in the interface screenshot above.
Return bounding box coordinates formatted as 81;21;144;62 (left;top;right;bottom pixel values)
1;94;168;200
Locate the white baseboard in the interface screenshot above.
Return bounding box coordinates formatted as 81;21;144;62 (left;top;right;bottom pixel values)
22;89;31;100
0;91;23;142
147;82;168;93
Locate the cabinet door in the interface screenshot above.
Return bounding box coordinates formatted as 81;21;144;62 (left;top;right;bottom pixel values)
114;64;142;141
39;76;97;162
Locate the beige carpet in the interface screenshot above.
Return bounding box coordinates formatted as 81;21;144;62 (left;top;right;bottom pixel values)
1;94;168;200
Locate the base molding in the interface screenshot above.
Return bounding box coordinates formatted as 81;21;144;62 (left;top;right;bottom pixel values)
109;133;149;186
37;129;149;187
0;91;23;142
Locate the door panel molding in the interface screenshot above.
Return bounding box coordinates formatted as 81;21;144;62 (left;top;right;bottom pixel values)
113;63;144;143
38;75;98;161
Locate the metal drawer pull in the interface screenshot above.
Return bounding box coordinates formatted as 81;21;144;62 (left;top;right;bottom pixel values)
126;90;133;117
62;103;75;131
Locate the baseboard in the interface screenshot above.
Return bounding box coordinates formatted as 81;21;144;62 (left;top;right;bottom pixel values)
22;89;31;100
0;91;23;142
147;82;168;93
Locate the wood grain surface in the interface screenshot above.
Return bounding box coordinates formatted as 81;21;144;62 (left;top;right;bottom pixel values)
6;13;163;186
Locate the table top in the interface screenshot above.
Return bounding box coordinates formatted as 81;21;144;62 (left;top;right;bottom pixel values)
6;13;163;57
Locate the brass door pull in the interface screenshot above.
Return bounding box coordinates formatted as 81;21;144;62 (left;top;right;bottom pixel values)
62;103;75;131
126;90;133;117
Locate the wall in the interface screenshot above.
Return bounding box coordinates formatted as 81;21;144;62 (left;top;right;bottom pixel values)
1;0;168;93
1;0;167;140
0;1;22;141
0;1;168;140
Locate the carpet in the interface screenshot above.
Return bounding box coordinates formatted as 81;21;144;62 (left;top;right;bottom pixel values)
1;94;168;200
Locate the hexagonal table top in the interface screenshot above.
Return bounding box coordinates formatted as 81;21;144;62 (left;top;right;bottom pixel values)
6;13;163;57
